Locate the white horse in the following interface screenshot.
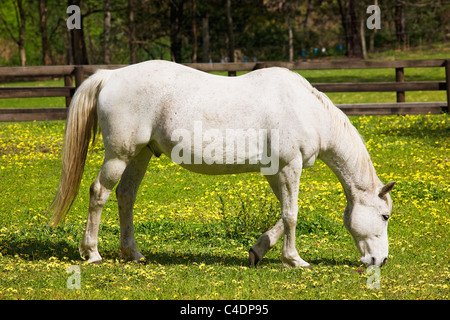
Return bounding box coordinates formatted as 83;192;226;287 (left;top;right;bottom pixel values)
49;60;395;268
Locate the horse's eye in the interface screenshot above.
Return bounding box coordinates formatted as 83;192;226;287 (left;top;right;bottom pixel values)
382;215;390;221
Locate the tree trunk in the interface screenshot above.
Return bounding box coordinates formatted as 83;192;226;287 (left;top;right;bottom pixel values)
202;13;210;62
128;0;137;64
287;14;294;62
360;17;367;59
369;0;377;52
39;0;51;65
103;0;111;64
170;0;184;63
66;28;73;64
337;0;362;58
0;0;27;65
71;25;89;65
68;0;89;65
226;0;235;62
191;0;197;62
17;0;26;66
303;0;314;29
395;2;406;50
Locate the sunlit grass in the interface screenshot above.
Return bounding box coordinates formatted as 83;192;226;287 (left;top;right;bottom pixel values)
0;112;448;299
0;80;66;109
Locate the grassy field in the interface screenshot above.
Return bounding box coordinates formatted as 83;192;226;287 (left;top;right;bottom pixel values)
0;113;448;300
0;51;449;299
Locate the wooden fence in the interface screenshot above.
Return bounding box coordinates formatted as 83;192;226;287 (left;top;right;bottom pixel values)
0;59;449;121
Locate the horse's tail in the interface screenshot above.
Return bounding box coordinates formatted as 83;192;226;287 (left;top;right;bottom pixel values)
49;69;112;227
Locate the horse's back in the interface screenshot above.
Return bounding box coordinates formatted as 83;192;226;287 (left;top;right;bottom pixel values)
99;60;312;127
97;60;327;170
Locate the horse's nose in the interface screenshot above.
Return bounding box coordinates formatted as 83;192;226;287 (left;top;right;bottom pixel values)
371;257;376;266
369;256;387;266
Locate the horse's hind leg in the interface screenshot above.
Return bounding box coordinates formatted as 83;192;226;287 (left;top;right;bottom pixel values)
116;147;152;261
249;172;284;265
80;156;128;263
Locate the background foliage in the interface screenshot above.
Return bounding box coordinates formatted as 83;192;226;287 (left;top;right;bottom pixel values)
0;0;449;66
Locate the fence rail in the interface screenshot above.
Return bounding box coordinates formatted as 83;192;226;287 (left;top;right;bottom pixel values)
0;59;449;122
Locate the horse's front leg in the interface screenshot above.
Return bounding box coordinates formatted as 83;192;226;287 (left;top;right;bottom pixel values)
250;157;310;268
278;158;310;268
249;219;284;265
116;147;152;262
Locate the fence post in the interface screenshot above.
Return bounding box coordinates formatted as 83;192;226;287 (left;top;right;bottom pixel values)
74;65;85;88
252;62;267;70
64;74;73;108
396;67;405;103
445;59;450;113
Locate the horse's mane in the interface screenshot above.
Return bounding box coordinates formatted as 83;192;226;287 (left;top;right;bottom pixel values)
294;72;378;190
293;72;364;144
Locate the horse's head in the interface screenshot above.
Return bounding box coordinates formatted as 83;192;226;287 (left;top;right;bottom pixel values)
344;181;396;267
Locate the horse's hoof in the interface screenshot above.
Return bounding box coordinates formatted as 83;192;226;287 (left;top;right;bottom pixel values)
281;256;311;269
86;258;102;265
249;248;260;266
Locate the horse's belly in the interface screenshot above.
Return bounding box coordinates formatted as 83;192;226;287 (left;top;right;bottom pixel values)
176;162;260;175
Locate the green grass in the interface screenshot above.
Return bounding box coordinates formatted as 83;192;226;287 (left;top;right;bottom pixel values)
297;66;447;104
0;112;448;300
0;80;66;109
0;48;449;299
366;42;450;61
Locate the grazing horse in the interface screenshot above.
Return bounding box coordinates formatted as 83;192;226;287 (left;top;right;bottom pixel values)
49;60;395;268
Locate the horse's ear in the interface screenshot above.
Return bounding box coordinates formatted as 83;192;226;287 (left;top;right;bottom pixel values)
378;181;396;198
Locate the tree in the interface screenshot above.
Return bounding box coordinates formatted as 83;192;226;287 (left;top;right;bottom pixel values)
0;0;447;65
264;0;299;62
128;0;136;64
170;0;185;62
368;0;378;52
68;0;89;64
337;0;362;58
394;1;406;50
201;12;210;62
0;0;26;66
39;0;51;65
191;0;198;62
226;0;235;62
103;0;111;64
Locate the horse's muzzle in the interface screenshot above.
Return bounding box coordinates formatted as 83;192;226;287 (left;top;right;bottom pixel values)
361;256;388;267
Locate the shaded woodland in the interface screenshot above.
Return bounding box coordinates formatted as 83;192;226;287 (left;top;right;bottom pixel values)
0;0;449;66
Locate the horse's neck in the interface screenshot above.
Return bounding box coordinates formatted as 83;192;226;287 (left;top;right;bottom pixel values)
319;114;381;203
